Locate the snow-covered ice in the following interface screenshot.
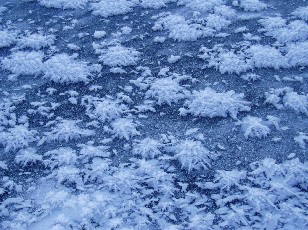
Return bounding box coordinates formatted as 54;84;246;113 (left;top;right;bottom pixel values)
0;0;307;229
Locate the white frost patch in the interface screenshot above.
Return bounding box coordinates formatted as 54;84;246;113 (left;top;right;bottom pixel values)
39;0;88;9
98;45;140;67
199;46;250;74
0;30;16;48
44;54;101;83
1;51;44;77
153;36;166;43
140;0;173;9
91;0;136;18
265;88;308;115
248;45;288;69
91;0;173;17
178;0;225;12
15;148;42;167
171;139;215;171
44;147;77;169
67;43;80;51
238;116;273;139
110;118;140;140
145;74;191;105
180;88;250;119
294;132;308;149
241;73;261;82
167;55;181;63
17;33;55;50
121;26;132;35
42;119;95;143
283;91;308;115
153;14;213;41
206;14;232;31
292;6;308;21
286;41;308;67
0;6;7;15
133;138;163;159
93;30;106;39
237;0;267;12
82;96;128;122
0;125;38;152
199;44;289;74
259;17;308;44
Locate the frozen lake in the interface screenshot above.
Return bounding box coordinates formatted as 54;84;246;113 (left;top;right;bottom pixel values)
0;0;307;229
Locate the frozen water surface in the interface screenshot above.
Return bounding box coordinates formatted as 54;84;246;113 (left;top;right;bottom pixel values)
0;0;307;229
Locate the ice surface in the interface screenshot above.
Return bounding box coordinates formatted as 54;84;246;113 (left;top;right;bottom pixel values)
0;0;307;229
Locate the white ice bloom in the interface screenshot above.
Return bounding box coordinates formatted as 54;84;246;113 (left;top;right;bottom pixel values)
214;5;237;19
51;165;83;186
44;54;101;83
153;14;213;41
17;33;55;50
206;14;231;31
133;138;163;159
248;45;288;69
294;132;308;149
166;21;212;42
28;101;60;118
140;0;172;9
92;0;174;17
177;0;225;12
198;45;250;74
82;96;128;122
292;6;308;21
264;87;293;109
286;41;308;67
200;44;290;74
265;88;308;115
0;6;7;15
120;26;132;35
91;0;136;18
0;125;38;152
217;50;250;74
202;169;247;190
202;158;308;229
239;116;271;139
259;17;308;44
172;139;214;171
110;67;127;74
188;213;215;230
39;0;89;9
167;55;181;63
98;45;140;67
43;119;95;143
145;74;190;105
78;143;110;161
180;88;250;119
283;92;308;115
85;157;112;182
44;147;77;169
0;161;7;170
153;36;166;43
1;51;44;77
111;118;140;140
0;102;16;128
239;0;267;12
93;30;106;39
241;73;261;82
0;30;16;48
15;148;42;167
